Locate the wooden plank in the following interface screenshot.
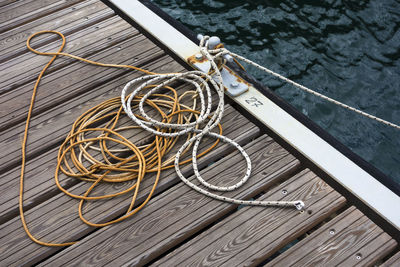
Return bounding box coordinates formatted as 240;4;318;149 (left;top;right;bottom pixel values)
1;15;137;96
0;0;18;8
38;135;301;267
152;169;346;267
0;35;166;172
0;105;260;266
0;33;162;130
0;104;251;225
0;0;84;34
0;0;36;11
0;55;185;224
0;92;241;224
0;0;17;7
338;232;397;266
384;251;400;266
0;101;242;224
267;206;397;266
0;0;114;64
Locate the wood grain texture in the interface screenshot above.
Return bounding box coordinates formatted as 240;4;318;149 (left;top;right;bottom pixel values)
38;135;300;267
152;169;346;267
0;55;185;224
0;0;18;8
0;0;84;34
0;105;260;266
0;35;166;172
383;251;400;266
1;16;135;94
0;31;162;127
0;102;244;224
0;0;113;64
1;1;396;266
266;207;397;267
338;231;397;267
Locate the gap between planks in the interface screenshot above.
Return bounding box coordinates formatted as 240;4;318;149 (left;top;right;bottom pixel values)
151;169;346;267
267;206;397;266
383;251;400;266
0;0;114;64
0;108;261;266
0;33;164;128
0;56;185;224
0;0;86;34
1;13;131;90
37;135;302;267
0;37;169;173
0;103;252;224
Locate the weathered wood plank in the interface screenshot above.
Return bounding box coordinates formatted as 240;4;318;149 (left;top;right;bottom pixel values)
383;251;400;266
0;0;84;34
38;135;301;267
0;55;185;224
152;169;346;267
1;15;137;99
0;0;17;8
0;105;260;266
0;34;162;129
0;0;114;64
0;35;166;172
0;0;36;11
0;96;240;225
0;104;249;225
266;206;397;266
338;232;397;266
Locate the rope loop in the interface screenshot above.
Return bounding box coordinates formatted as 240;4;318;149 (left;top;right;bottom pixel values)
26;30;66;56
20;31;305;247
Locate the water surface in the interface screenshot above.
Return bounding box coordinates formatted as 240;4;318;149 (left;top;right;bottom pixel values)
152;0;400;186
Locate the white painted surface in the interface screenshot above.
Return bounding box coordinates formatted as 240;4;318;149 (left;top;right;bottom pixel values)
109;0;200;59
110;0;400;230
235;88;400;229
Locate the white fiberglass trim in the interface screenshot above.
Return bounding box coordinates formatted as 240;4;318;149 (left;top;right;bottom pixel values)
235;88;400;230
110;0;400;230
108;0;199;59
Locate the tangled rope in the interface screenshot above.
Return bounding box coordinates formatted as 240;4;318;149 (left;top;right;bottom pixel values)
121;36;304;208
20;31;304;247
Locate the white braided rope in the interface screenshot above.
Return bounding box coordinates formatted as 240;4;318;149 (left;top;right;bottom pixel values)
121;35;304;211
210;47;400;130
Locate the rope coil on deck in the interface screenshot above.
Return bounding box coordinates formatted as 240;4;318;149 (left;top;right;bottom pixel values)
121;37;304;209
20;31;306;247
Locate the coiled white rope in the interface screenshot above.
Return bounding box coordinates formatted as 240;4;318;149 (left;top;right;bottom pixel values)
121;35;305;211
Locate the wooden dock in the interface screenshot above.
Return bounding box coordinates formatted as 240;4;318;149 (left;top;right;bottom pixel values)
0;1;399;266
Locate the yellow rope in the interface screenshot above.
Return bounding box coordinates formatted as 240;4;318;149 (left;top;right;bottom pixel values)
20;31;221;246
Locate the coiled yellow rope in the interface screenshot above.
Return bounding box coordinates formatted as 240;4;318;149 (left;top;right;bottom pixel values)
21;31;308;248
21;31;221;246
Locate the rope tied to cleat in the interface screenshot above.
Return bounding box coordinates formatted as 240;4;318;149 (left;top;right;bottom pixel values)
197;34;400;130
20;31;305;247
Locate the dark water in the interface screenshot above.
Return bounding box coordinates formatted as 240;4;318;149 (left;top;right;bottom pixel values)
151;0;400;185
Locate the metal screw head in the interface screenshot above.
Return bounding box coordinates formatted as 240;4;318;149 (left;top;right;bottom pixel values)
281;189;288;195
329;229;335;235
230;82;239;88
355;253;362;260
195;54;203;60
